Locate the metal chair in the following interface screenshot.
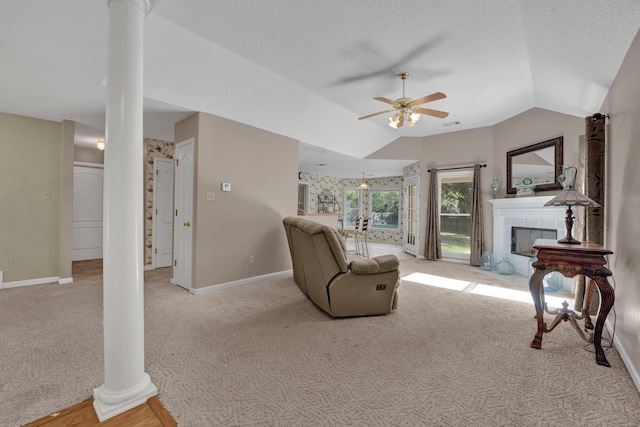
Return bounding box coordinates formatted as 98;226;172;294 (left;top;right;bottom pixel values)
353;217;369;258
338;217;362;255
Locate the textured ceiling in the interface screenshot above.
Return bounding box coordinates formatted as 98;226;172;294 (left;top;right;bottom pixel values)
1;1;640;177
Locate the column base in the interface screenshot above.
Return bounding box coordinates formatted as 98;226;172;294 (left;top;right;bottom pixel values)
93;373;158;422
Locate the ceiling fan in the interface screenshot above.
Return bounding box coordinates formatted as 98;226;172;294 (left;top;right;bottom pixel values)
358;72;449;128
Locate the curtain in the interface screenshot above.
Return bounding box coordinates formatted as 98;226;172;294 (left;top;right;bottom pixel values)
469;164;484;266
424;168;441;260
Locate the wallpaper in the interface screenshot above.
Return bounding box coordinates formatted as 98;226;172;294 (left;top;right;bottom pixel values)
144;138;174;266
299;172;405;245
403;161;420;178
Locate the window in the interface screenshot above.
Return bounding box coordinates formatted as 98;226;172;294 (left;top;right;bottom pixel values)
343;188;361;229
369;189;400;230
438;171;473;259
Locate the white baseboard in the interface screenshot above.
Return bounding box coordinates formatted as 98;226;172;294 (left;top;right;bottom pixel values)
58;277;74;284
144;265;154;271
606;318;640;394
3;276;59;289
192;270;293;295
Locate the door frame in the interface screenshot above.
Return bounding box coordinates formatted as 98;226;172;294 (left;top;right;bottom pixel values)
403;175;419;256
152;157;175;269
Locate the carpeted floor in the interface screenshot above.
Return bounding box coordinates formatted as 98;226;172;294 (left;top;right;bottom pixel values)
1;253;639;426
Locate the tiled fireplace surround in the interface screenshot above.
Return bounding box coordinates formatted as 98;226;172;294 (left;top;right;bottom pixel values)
490;196;568;278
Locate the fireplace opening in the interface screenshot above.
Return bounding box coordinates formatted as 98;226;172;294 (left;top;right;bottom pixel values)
511;227;557;257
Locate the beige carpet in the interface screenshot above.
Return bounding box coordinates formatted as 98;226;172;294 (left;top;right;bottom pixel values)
2;259;639;426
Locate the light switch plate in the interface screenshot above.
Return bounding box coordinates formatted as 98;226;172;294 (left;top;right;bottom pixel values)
222;182;231;192
206;192;215;201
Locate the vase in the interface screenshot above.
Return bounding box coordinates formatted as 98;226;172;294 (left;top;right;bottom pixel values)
480;250;494;271
491;177;501;198
557;165;577;189
495;257;516;275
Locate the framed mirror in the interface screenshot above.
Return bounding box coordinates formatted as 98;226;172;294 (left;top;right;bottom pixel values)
506;137;563;194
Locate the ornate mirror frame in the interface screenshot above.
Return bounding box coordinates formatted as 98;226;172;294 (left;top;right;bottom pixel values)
506;136;563;194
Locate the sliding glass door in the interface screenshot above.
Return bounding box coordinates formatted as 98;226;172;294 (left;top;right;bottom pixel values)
438;170;473;260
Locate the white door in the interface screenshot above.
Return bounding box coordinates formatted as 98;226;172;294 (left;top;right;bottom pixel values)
403;175;419;255
153;158;174;268
173;138;194;290
72;163;104;261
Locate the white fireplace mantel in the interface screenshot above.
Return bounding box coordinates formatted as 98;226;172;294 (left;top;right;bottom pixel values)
489;196;567;276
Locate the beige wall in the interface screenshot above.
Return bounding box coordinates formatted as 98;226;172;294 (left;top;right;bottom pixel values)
74;145;104;164
176;112;298;289
369;110;584;256
0;113;62;282
492;107;584;198
369;126;495;254
600;28;640;386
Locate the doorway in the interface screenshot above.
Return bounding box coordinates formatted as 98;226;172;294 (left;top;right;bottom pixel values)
72;163;104;261
152;158;174;268
438;170;473;260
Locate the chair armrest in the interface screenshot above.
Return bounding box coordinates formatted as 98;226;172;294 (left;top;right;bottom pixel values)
350;254;399;275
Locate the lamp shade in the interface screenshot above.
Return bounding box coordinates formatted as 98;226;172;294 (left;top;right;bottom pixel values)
543;188;600;208
544;187;599;244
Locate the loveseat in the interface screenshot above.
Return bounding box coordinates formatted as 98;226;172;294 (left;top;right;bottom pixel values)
282;216;400;317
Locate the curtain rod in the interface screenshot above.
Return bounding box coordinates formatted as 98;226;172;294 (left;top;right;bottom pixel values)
427;164;487;173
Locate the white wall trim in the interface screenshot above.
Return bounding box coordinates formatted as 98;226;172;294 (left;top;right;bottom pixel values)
3;276;59;289
606;318;640;394
144;265;154;271
191;270;293;295
58;277;74;285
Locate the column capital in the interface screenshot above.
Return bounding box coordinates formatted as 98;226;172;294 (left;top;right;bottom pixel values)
107;0;154;15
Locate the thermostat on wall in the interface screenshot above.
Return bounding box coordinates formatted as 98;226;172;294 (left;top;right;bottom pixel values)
222;182;231;192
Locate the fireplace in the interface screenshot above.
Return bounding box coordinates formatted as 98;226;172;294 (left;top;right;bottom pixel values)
511;227;557;257
489;196;567;276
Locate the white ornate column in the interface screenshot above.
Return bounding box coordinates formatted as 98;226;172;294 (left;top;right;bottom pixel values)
93;0;157;421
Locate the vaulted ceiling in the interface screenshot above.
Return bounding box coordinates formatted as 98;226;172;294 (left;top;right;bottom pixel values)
2;1;640;177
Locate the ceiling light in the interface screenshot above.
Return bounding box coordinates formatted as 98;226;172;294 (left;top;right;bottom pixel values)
359;172;368;189
388;114;400;129
97;139;105;150
408;111;421;127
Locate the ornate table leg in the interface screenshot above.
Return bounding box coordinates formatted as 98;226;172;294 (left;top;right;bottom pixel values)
592;276;615;367
584;279;596;330
529;268;547;349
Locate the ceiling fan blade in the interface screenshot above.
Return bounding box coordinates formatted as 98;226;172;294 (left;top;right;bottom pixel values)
415;107;449;119
358;109;393;120
373;97;399;106
398;114;405;128
411;92;447;106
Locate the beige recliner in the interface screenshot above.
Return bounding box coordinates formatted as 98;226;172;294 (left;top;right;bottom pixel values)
283;216;400;317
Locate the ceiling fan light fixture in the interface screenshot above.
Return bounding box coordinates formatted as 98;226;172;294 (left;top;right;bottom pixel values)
388;114;400;129
359;72;448;128
409;111;421;124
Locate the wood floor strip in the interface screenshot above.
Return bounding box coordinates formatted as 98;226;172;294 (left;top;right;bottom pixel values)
147;396;178;427
23;397;177;427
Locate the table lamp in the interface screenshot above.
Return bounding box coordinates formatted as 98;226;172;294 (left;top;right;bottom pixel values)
544;166;600;244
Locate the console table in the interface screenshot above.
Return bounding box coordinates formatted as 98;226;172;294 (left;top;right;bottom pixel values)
529;239;614;367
